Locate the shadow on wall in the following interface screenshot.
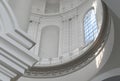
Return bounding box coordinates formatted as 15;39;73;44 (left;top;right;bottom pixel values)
103;75;120;81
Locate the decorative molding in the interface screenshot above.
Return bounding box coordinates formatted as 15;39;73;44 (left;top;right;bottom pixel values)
0;0;36;50
0;0;38;81
24;1;111;78
7;28;35;50
0;32;37;81
0;0;112;80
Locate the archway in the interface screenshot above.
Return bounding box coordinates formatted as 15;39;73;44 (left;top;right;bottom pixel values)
39;25;60;58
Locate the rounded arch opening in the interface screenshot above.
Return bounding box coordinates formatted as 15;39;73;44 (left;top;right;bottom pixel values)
39;25;60;58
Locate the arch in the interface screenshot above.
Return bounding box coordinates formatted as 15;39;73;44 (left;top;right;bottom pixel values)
39;25;60;58
24;0;113;78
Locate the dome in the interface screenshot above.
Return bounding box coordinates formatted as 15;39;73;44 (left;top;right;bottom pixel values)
0;0;114;81
22;0;107;78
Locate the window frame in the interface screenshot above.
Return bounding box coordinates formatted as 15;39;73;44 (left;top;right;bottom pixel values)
83;7;99;45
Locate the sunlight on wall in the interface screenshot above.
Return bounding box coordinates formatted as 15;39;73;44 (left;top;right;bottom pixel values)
96;48;104;68
92;1;97;14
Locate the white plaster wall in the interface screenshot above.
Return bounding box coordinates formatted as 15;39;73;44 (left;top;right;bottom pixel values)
60;0;86;13
103;0;120;18
32;0;46;14
18;0;113;80
45;0;60;13
8;0;33;32
28;0;98;57
96;0;103;29
18;18;114;81
90;68;120;81
39;26;59;58
7;0;15;10
90;4;120;81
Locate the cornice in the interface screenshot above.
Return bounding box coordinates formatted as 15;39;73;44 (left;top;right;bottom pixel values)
24;1;111;78
0;0;38;81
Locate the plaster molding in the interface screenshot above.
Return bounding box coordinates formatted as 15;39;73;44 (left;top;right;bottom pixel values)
0;0;38;81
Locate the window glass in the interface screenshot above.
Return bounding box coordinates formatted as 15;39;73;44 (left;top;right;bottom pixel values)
84;9;98;45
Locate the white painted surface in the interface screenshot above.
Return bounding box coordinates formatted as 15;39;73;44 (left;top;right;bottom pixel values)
32;0;46;14
17;12;114;81
0;0;117;81
45;0;60;13
103;0;120;18
0;1;38;81
39;26;59;58
8;0;33;32
90;68;120;81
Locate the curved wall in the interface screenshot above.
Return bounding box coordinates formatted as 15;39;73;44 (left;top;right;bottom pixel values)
0;0;114;81
17;9;114;81
90;68;120;81
28;0;101;63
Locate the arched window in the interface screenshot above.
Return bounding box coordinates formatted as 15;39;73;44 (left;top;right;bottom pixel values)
84;9;98;45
